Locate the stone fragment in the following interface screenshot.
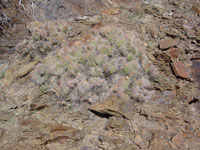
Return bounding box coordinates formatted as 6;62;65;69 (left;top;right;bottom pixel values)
159;38;180;50
99;134;124;144
20;119;85;144
152;137;163;150
0;110;14;121
172;12;182;18
30;102;47;111
191;6;200;14
89;96;134;119
17;61;38;78
102;8;120;15
167;48;180;59
197;130;200;137
3;68;15;85
134;135;143;144
134;135;146;148
149;26;157;39
172;134;185;146
45;125;84;144
104;117;130;131
0;128;4;139
186;29;197;38
171;61;190;79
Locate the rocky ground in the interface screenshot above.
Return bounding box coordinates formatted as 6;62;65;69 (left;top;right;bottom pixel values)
0;0;200;150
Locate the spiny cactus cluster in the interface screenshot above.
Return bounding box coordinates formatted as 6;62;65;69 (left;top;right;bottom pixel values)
15;21;152;104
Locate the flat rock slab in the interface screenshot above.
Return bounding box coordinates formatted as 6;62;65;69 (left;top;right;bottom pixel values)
191;59;200;88
89;96;134;119
17;61;38;78
191;6;200;14
159;38;180;50
167;48;180;59
171;60;190;79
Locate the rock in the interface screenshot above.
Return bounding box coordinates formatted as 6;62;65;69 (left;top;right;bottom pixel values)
186;29;198;39
30;102;47;111
151;137;172;150
129;2;144;15
197;130;200;137
89;96;134;119
191;59;200;88
149;26;158;39
191;6;200;14
20;119;85;144
134;135;146;148
0;110;14;121
167;48;180;59
172;12;182;18
152;137;163;150
17;61;38;78
3;68;15;85
99;134;124;144
0;128;4;139
102;8;120;15
172;134;185;147
171;60;190;79
104;117;130;131
159;38;180;50
45;125;85;144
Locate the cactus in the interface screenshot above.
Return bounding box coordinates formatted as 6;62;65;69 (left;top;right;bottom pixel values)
122;63;136;76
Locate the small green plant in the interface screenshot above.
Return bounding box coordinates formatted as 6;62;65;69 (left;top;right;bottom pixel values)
138;12;145;19
89;40;97;48
61;61;70;71
6;117;14;124
79;57;87;64
123;63;135;76
100;47;110;55
95;55;104;66
121;80;130;91
109;66;117;74
88;53;96;66
128;46;136;55
1;70;5;78
31;110;40;114
127;55;134;62
95;67;102;77
39;85;49;93
68;104;74;110
108;35;114;44
116;39;124;49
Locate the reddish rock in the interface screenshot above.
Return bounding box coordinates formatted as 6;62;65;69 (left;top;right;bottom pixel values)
152;137;163;150
172;13;182;18
197;131;200;137
159;38;180;50
172;134;185;146
167;48;180;59
186;29;197;38
102;8;121;15
171;61;190;79
50;125;70;132
30;102;47;111
191;6;200;14
68;40;78;47
93;23;104;30
82;34;92;43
